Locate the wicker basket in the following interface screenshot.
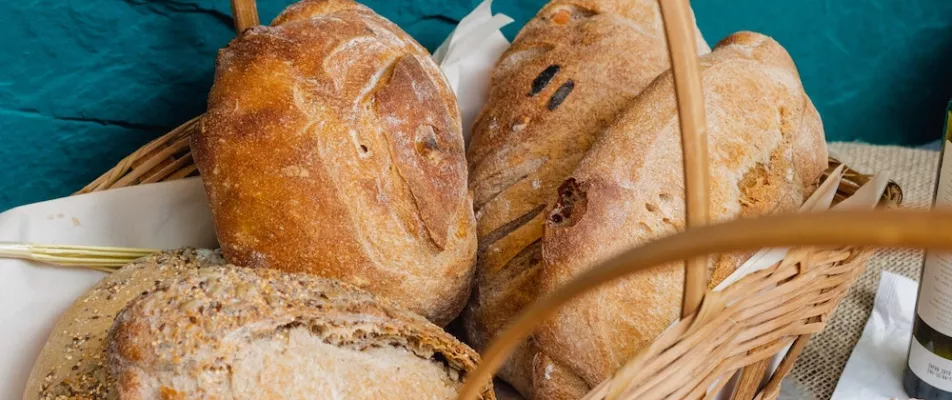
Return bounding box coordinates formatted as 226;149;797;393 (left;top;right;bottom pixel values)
76;1;930;399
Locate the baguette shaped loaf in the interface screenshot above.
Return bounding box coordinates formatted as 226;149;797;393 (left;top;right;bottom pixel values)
537;32;828;389
193;0;476;326
108;266;494;400
23;249;225;400
464;0;708;397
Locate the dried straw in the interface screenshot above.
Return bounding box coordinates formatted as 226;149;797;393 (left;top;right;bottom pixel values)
0;242;158;273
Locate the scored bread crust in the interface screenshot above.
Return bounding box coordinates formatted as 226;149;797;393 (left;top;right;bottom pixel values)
463;0;708;397
193;0;476;326
23;249;225;400
536;32;829;388
107;266;495;400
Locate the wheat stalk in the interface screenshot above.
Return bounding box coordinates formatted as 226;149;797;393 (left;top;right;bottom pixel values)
0;242;159;273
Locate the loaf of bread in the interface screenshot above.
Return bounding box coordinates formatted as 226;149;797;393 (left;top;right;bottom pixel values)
23;249;225;400
463;0;708;397
193;0;476;326
108;265;494;399
535;31;828;390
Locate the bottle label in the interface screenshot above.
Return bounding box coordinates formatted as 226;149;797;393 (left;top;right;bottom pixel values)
910;338;952;391
916;139;952;335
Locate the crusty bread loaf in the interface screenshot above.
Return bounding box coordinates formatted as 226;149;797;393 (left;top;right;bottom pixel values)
463;0;708;397
108;265;494;400
23;249;225;400
535;31;829;390
193;0;476;326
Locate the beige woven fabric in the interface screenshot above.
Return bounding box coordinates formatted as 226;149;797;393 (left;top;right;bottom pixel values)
786;142;940;399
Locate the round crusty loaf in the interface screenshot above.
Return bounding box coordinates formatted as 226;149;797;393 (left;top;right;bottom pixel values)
193;0;476;326
23;249;226;400
463;0;709;397
536;32;829;390
108;265;494;400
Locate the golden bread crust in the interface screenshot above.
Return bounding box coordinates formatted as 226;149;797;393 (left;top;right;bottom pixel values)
194;0;476;326
464;0;709;396
536;31;828;387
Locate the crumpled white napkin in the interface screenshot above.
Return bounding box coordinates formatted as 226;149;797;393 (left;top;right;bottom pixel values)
831;271;919;400
431;0;512;142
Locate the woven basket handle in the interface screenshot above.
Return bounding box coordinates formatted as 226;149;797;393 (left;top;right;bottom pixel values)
658;0;711;318
230;0;260;33
456;209;952;399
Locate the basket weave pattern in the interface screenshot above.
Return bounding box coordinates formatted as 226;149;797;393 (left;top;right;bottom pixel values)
581;160;900;400
76;117;200;194
588;247;870;399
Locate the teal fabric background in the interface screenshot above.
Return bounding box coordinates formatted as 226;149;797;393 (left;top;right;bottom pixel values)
1;0;951;211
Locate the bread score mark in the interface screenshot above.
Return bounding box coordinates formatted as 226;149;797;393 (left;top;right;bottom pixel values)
373;55;467;251
478;204;547;256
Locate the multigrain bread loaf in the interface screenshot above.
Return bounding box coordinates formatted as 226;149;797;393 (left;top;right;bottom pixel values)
193;0;476;326
536;31;828;390
23;249;225;400
463;0;708;397
24;249;491;400
107;266;494;400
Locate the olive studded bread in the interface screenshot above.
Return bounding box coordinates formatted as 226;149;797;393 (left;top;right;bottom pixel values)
108;266;494;400
194;0;476;326
463;0;709;397
536;31;829;390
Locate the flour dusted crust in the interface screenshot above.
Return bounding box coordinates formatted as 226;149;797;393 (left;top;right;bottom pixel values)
23;249;225;400
463;0;708;397
108;266;494;400
536;32;829;388
193;0;476;326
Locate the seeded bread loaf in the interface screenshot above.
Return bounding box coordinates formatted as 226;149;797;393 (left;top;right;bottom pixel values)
108;265;494;400
23;249;225;400
193;0;476;326
463;0;708;397
536;32;828;390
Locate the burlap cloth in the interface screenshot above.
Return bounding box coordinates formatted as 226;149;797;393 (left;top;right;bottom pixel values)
781;142;940;399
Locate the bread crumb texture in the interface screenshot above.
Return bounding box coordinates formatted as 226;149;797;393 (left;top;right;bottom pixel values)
26;249;225;400
108;265;494;399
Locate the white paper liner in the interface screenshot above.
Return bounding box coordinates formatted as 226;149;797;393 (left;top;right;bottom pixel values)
432;0;512;142
830;271;917;400
0;178;216;398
